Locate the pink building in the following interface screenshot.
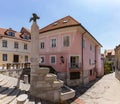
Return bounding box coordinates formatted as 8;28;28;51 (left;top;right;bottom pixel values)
39;16;103;86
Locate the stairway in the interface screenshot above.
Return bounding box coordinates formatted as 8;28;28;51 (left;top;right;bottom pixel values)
0;74;56;104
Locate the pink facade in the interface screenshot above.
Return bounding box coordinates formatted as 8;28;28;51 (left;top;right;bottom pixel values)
39;16;103;86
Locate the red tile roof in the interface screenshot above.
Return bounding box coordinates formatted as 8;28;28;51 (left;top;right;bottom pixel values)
40;16;102;47
0;27;30;41
40;16;80;33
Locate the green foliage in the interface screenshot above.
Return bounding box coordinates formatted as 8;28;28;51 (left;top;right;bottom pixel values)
104;61;112;74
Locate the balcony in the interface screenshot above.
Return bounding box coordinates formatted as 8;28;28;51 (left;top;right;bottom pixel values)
68;63;82;69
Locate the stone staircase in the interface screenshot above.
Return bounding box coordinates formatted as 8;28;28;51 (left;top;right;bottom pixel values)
0;74;62;104
0;71;75;104
0;74;29;104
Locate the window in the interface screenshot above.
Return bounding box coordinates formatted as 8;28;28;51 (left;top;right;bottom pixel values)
2;40;7;47
25;55;28;62
51;39;56;48
8;32;15;37
50;56;56;64
70;56;79;68
23;35;30;40
40;56;45;63
63;36;70;47
3;54;7;61
40;42;44;49
83;39;85;48
24;43;27;50
14;42;19;49
89;59;91;65
70;72;80;80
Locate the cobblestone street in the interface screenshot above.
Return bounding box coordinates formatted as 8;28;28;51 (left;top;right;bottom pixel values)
66;76;101;104
67;72;120;104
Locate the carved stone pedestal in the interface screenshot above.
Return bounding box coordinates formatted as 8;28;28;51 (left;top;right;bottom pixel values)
30;67;63;103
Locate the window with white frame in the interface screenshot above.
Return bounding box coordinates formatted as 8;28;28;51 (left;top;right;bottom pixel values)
50;56;56;64
51;39;56;48
40;56;45;64
2;40;7;47
40;42;45;49
63;36;70;47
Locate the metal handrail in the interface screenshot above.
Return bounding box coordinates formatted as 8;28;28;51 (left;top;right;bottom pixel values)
68;63;82;69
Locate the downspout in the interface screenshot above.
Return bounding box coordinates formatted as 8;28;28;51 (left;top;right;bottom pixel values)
95;45;97;76
81;31;86;85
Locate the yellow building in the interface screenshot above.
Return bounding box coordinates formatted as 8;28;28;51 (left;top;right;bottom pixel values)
0;27;31;69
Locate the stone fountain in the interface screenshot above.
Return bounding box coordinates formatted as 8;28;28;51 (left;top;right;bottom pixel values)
30;13;75;103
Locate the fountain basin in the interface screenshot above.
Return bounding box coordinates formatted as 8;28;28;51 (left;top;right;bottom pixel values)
60;85;75;101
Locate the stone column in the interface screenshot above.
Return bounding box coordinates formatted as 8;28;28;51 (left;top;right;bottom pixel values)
30;22;40;72
30;21;40;95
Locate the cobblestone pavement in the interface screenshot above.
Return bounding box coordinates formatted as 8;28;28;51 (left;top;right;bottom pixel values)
67;77;101;104
68;72;120;104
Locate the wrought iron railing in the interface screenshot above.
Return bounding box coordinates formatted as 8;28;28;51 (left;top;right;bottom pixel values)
68;63;82;69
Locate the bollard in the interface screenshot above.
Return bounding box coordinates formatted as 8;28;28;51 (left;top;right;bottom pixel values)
16;94;28;104
24;75;29;84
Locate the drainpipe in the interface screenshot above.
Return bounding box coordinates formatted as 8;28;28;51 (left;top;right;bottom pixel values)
95;45;97;76
81;31;86;86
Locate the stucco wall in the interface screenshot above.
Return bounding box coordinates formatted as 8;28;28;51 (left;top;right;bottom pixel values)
0;37;30;66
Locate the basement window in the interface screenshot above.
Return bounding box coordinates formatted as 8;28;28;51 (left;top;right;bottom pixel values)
70;72;80;80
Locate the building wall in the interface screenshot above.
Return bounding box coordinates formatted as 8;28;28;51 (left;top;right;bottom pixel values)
115;45;120;80
82;33;98;83
39;26;82;72
0;37;31;67
39;26;102;86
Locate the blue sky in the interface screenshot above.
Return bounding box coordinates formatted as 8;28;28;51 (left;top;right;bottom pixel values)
0;0;120;53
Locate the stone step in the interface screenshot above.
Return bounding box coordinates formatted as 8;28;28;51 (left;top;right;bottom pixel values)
0;88;20;104
0;87;8;93
9;90;25;104
28;101;36;104
0;77;4;82
1;79;15;87
0;78;9;86
0;87;16;99
0;82;13;93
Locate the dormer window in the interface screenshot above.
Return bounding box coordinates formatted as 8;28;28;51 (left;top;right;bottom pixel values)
63;20;68;23
53;22;58;26
24;35;29;40
8;32;15;37
22;33;30;40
